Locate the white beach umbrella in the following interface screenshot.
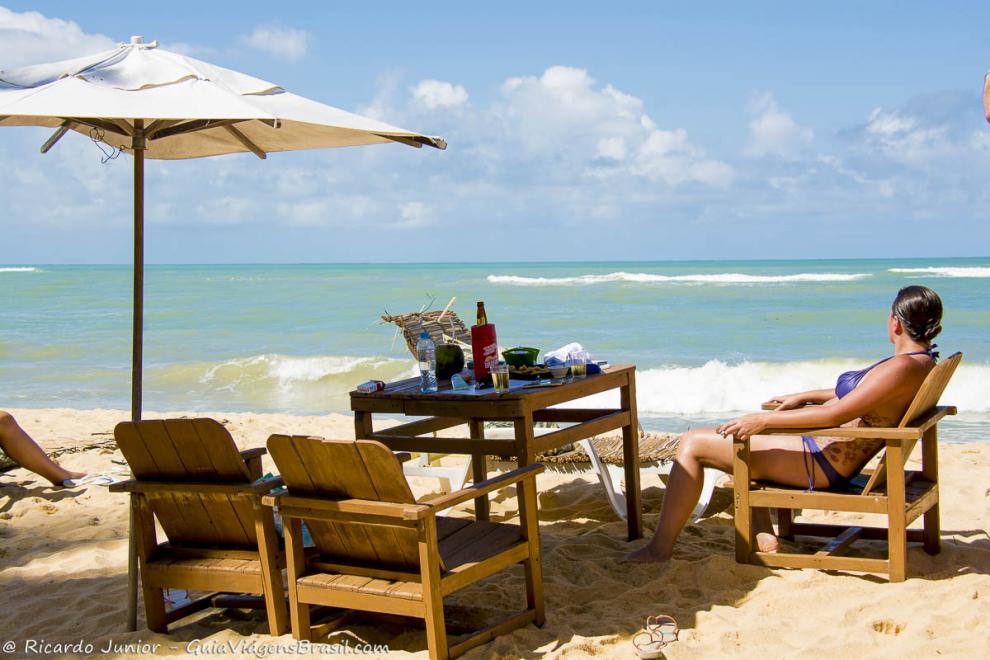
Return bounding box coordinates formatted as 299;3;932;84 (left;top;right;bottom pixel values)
0;35;445;630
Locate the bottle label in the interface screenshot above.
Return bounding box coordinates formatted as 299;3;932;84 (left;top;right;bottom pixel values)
470;323;498;382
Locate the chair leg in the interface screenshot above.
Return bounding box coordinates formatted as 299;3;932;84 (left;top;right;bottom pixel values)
255;506;289;636
921;427;941;556
886;445;908;583
694;468;718;522
776;508;794;539
142;583;168;633
419;516;448;660
732;437;754;563
519;479;545;627
284;518;311;640
579;439;628;520
923;498;941;555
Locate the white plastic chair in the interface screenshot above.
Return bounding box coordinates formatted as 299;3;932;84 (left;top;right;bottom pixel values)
577;439;718;524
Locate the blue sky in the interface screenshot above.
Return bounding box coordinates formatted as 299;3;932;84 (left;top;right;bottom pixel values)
1;1;989;263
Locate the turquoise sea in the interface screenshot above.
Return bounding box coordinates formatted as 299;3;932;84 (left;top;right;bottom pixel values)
1;258;988;441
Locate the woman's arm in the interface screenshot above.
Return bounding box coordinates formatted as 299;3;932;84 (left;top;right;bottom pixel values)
720;358;922;439
763;388;835;410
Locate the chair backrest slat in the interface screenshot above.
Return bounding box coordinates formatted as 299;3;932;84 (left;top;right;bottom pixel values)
268;435;421;570
115;419;257;547
861;352;961;495
116;418;250;481
897;352;962;428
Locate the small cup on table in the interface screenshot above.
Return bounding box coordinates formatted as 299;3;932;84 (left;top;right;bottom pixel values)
491;361;510;392
568;351;589;379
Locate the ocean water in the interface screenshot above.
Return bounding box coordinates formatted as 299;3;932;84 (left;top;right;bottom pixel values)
1;259;988;441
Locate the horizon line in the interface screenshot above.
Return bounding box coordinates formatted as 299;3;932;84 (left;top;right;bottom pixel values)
3;255;989;268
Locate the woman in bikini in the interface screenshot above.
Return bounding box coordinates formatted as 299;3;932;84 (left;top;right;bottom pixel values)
628;285;943;563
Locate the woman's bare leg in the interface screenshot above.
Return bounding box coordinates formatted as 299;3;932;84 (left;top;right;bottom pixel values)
626;427;827;563
0;411;84;486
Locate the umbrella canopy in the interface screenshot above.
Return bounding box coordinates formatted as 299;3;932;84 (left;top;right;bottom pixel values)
0;36;446;157
0;35;445;632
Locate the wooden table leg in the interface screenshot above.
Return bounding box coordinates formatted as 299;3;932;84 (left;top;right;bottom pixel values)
354;411;374;440
469;418;490;521
513;416;536;467
621;374;643;540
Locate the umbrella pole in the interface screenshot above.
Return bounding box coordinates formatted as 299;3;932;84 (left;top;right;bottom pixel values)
126;120;146;632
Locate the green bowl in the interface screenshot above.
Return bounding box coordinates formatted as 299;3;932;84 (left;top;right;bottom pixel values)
502;346;540;367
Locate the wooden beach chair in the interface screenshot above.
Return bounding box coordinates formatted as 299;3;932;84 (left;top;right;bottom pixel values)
264;434;544;660
732;352;962;582
383;307;718;522
109;418;288;634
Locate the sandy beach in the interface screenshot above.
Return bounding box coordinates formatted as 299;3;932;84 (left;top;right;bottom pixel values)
1;407;988;659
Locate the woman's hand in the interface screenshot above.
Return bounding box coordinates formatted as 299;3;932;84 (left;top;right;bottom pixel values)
717;413;771;441
762;394;806;411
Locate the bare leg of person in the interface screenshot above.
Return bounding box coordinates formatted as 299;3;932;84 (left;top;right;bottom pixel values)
625;428;827;563
0;411;85;486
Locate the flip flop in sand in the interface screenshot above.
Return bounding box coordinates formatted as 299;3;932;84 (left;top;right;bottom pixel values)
633;615;679;659
61;474;117;487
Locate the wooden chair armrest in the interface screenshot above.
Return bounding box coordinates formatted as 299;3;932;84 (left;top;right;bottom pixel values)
423;463;545;512
267;493;430;522
758;406;957;446
760;402;823;411
240;447;267;480
109;475;283;496
746;405;957;447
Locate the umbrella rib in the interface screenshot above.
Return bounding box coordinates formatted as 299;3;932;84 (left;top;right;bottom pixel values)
73;117;131;138
150;118;248;141
375;133;424;149
110;119;135;136
145;119;184;137
40;120;75;153
374;133;447;150
223;125;266;159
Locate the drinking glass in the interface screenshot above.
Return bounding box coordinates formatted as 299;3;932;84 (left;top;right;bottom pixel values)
492;361;510;392
569;351;588;379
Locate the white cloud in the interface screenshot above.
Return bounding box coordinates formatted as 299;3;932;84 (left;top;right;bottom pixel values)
860;107;950;164
411;80;468;109
0;7;114;67
276;195;377;227
493;66;733;188
241;24;310;61
393;201;434;228
596;136;627;160
745;91;814;159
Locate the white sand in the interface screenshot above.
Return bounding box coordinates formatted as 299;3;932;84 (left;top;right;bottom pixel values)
1;407;988;658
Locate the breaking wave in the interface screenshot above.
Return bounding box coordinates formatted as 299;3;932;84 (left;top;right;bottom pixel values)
888;266;990;278
0;267;40;273
151;353;417;413
487;272;871;286
560;359;990;415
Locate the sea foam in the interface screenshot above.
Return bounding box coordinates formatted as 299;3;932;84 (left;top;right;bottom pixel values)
0;267;40;273
488;272;871;286
200;353;414;388
888;266;990;278
558;359;990;415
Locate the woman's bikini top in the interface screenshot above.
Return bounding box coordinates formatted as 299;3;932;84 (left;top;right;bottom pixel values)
834;345;938;399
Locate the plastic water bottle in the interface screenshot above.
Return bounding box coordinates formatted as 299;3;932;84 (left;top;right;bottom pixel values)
417;330;438;393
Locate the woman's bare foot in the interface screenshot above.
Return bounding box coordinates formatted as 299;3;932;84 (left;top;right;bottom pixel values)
752;507;780;553
52;467;86;487
623;543;672;563
756;531;780;553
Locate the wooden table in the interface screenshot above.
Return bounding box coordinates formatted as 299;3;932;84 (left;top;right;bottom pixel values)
349;365;642;540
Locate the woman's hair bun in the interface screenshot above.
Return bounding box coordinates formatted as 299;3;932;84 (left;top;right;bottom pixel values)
892;285;943;343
